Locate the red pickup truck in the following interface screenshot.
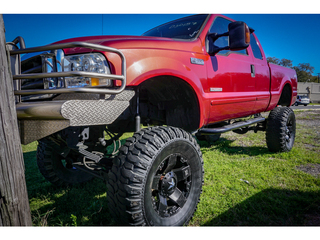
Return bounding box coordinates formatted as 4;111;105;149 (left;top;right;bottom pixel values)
8;14;297;226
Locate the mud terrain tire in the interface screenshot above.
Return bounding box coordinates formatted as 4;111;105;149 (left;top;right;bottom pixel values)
107;126;204;226
37;139;94;186
266;107;296;152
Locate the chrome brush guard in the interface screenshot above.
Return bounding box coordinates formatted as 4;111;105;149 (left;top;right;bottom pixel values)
10;41;126;97
7;39;133;144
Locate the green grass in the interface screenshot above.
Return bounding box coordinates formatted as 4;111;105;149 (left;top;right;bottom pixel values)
22;110;320;226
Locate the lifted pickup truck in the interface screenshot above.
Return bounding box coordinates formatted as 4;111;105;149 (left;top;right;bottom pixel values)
8;14;297;226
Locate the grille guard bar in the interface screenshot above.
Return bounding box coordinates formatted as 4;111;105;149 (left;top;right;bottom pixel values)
10;41;126;96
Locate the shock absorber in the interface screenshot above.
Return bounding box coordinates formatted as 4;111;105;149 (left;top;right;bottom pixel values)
135;87;141;132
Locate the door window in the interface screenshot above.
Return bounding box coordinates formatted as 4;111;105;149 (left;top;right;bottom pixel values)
209;17;247;55
250;34;263;60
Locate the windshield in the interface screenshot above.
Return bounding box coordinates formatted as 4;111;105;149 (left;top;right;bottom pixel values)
142;14;208;40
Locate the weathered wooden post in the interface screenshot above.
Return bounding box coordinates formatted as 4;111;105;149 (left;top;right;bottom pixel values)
0;14;32;226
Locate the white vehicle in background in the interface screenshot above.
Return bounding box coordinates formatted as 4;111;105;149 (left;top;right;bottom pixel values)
295;95;310;106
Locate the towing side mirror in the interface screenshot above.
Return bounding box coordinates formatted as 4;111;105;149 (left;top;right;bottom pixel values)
207;21;252;55
228;21;250;51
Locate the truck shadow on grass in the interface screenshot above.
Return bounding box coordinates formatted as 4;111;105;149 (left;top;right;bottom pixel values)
23;151;114;226
31;179;114;226
198;137;270;157
203;188;320;226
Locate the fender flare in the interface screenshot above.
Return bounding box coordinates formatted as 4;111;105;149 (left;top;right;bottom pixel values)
126;56;208;128
267;77;294;111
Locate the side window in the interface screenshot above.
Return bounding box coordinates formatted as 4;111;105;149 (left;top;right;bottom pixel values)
209;17;247;55
250;34;263;60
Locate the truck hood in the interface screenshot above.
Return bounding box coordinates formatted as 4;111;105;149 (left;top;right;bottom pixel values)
54;35;203;54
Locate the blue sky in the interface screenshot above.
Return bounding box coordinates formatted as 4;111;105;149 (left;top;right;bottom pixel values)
3;13;320;77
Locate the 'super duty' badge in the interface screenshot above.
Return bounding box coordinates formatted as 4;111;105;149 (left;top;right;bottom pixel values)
210;88;223;92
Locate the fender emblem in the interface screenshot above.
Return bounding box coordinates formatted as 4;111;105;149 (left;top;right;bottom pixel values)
190;57;204;65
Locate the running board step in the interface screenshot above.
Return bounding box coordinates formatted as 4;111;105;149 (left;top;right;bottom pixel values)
198;117;265;135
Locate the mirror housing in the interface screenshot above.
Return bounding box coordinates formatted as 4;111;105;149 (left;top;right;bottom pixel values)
228;21;250;51
207;21;252;55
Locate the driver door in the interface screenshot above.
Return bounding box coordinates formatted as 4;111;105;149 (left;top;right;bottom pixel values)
206;17;256;123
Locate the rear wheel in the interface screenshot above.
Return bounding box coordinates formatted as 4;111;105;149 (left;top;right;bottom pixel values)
37;138;94;186
107;126;204;226
266;107;296;152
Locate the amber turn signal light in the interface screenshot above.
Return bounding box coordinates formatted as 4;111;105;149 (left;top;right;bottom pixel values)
245;24;250;44
91;78;100;86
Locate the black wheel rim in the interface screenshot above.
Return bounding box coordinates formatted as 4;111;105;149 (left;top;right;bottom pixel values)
285;113;295;148
151;153;191;218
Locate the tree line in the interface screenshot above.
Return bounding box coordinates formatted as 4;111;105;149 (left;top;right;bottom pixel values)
267;57;319;83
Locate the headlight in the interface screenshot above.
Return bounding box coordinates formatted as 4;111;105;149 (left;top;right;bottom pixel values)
63;53;111;88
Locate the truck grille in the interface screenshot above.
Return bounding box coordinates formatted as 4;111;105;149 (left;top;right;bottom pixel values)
20;54;54;101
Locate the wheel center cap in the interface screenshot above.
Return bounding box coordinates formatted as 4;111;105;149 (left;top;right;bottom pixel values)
161;172;177;195
167;178;175;190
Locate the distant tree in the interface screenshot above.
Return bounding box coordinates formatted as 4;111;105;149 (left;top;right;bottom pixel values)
267;56;317;83
267;57;293;69
293;63;315;82
279;58;293;68
267;57;280;65
294;63;314;74
310;75;318;83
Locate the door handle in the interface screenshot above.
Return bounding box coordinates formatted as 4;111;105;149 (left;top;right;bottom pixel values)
251;64;255;77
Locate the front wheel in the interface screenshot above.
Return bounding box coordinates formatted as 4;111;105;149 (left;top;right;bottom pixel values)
37;138;94;186
107;126;204;226
266;107;296;152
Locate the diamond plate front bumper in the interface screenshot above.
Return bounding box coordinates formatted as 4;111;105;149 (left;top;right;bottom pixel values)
17;90;135;144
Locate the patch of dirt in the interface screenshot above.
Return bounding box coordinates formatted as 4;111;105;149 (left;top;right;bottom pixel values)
295;110;320;127
304;144;317;149
296;163;320;178
295;110;320;143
